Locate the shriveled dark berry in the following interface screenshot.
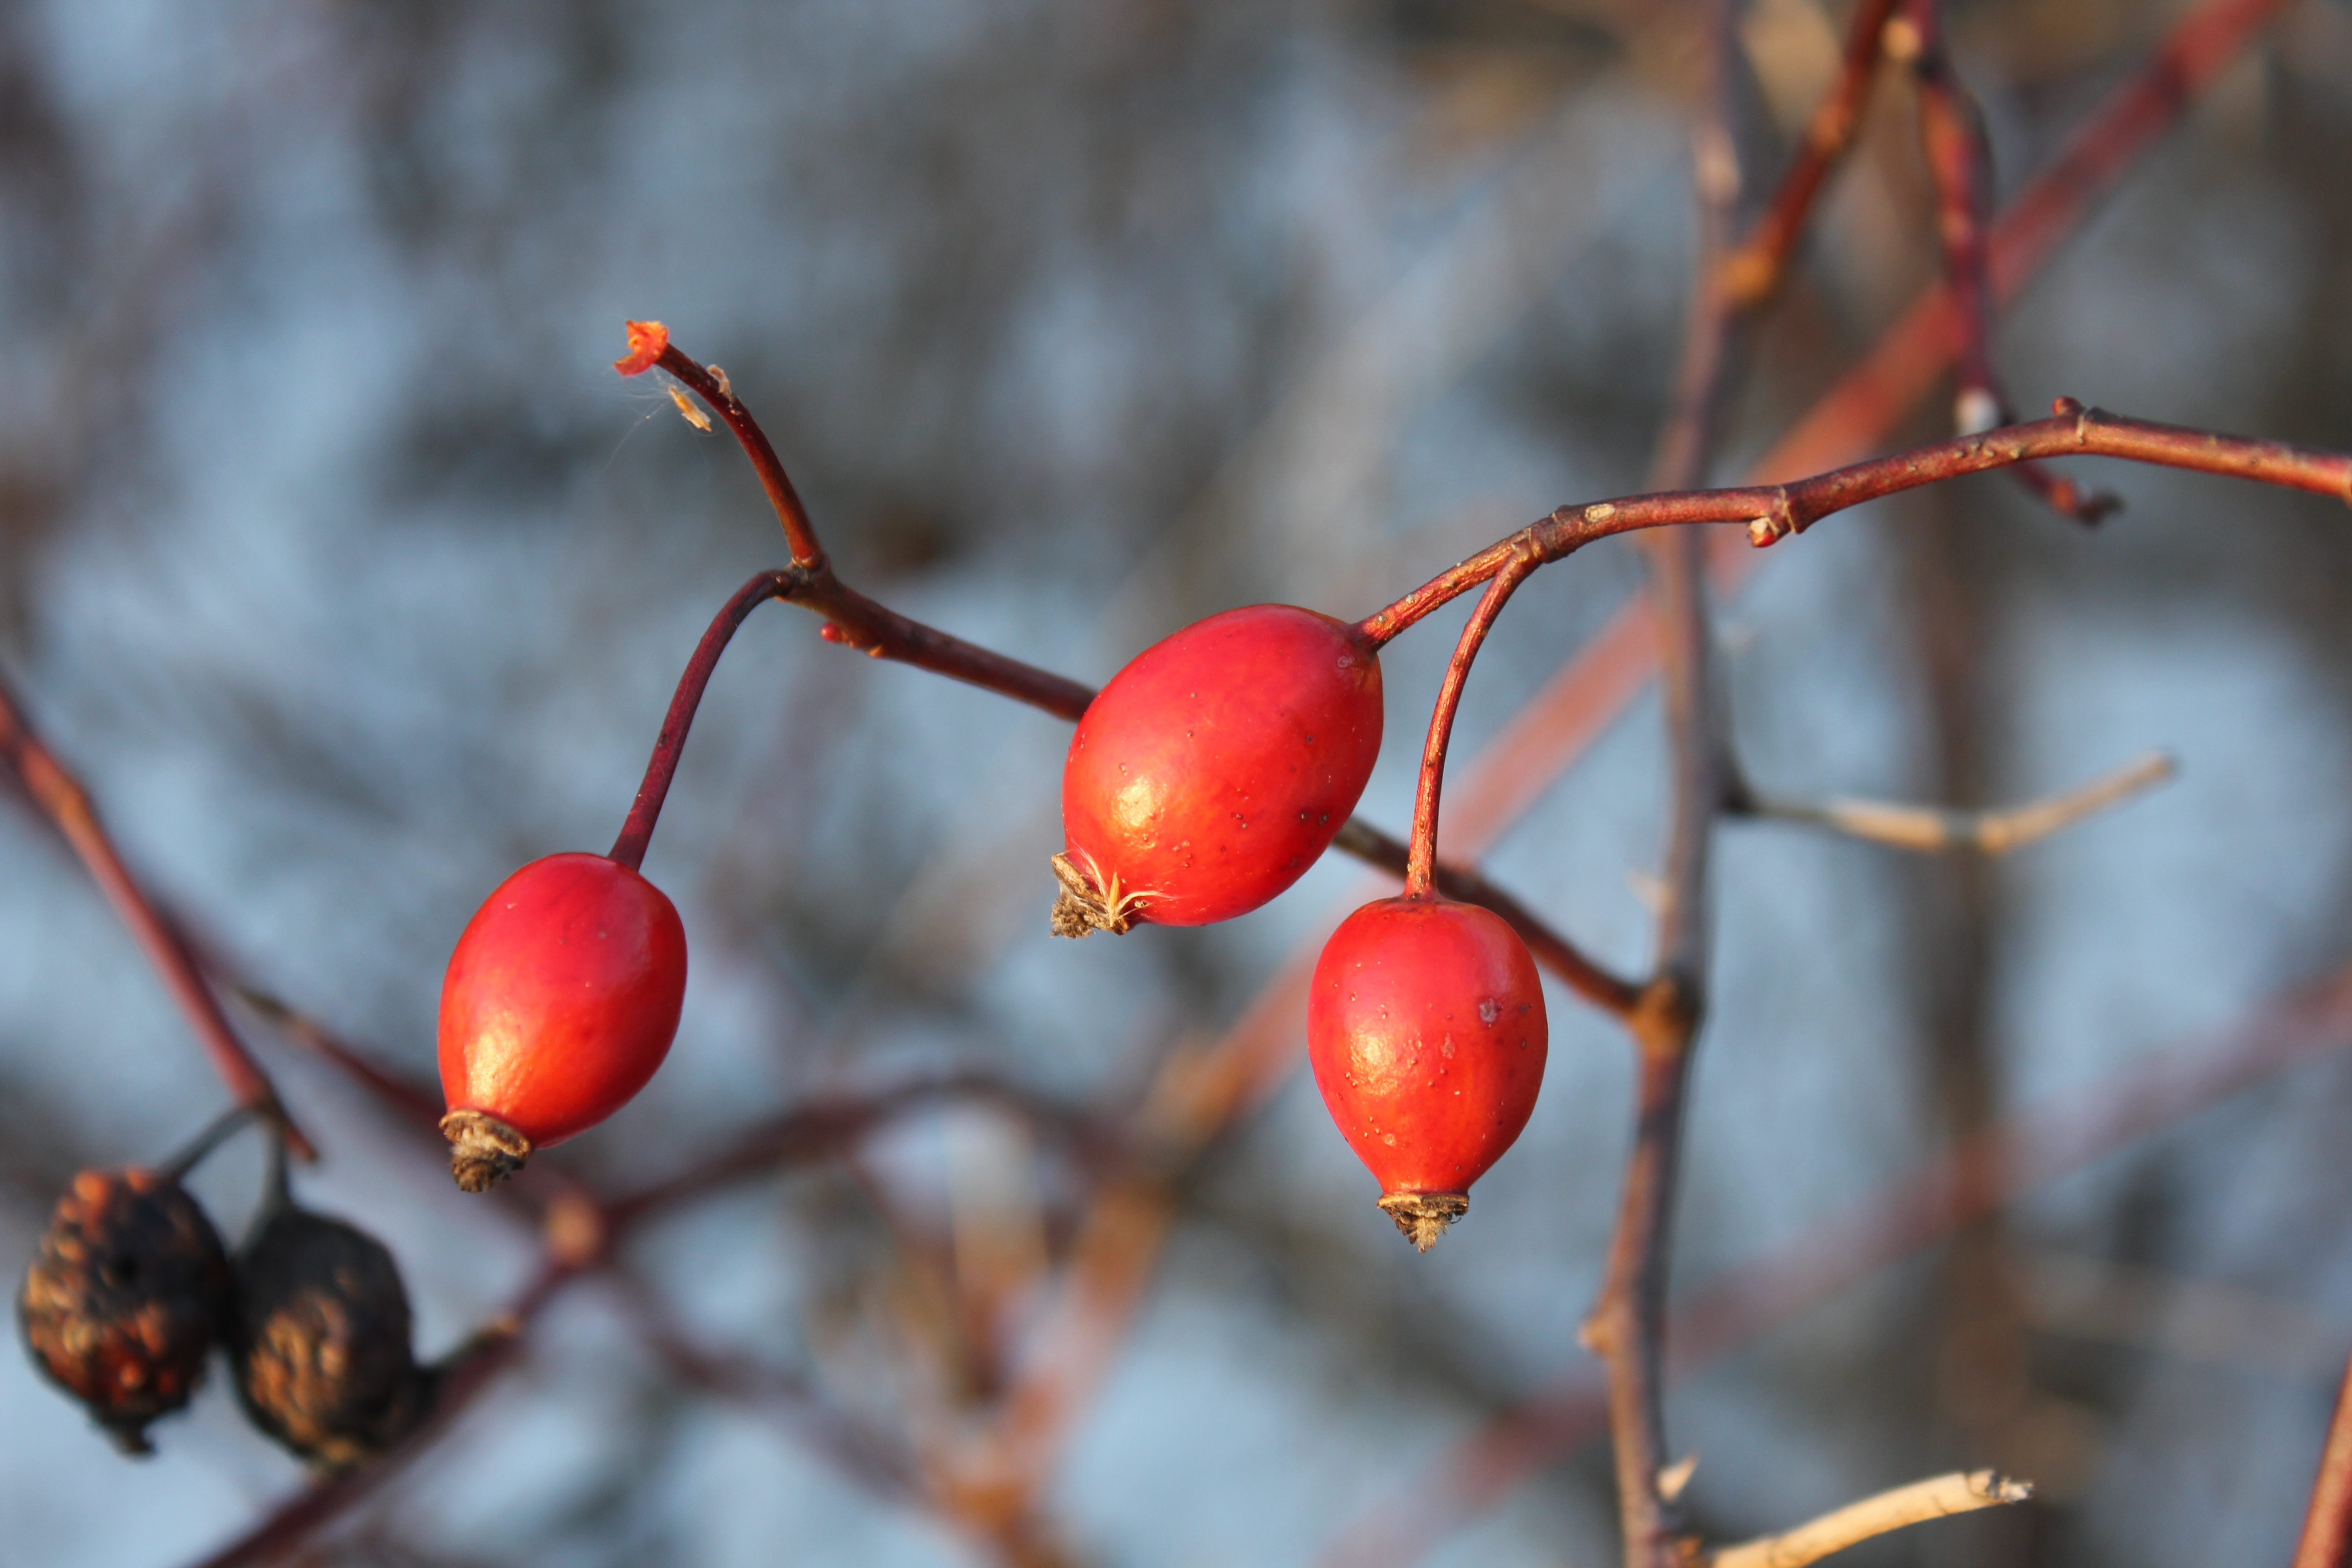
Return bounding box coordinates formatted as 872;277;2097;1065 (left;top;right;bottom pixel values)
18;1167;233;1453
229;1206;431;1473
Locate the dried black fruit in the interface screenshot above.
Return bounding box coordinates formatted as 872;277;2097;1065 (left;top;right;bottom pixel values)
228;1206;431;1473
18;1167;233;1454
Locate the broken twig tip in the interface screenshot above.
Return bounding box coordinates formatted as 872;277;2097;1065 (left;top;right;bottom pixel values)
614;320;669;376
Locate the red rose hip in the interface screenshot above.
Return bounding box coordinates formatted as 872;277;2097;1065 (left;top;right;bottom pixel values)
1054;604;1382;935
438;852;687;1191
1308;895;1547;1250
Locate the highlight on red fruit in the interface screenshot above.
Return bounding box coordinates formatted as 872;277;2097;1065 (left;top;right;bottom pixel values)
1307;895;1547;1250
1053;604;1382;936
613;319;670;376
437;852;687;1191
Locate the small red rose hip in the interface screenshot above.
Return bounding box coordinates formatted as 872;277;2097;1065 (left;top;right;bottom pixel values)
1308;895;1547;1250
1054;604;1382;935
438;852;687;1191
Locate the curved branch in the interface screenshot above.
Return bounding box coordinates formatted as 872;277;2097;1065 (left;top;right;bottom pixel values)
1405;550;1540;896
1357;402;2352;646
0;676;313;1159
610;571;790;870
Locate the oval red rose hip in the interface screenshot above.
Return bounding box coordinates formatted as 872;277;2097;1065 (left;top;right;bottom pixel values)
437;851;687;1191
1054;603;1383;935
1308;894;1548;1250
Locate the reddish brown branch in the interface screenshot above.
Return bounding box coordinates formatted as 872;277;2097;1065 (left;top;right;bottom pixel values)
1330;819;1642;1015
2296;1345;2352;1568
1900;0;2116;523
0;676;313;1159
1405;550;1540;896
1719;0;1903;309
229;983;446;1132
1357;403;2350;647
623;326;825;567
1586;7;1744;1555
609;1269;926;1505
601;1071;1083;1229
610;570;790;869
626;334;1096;722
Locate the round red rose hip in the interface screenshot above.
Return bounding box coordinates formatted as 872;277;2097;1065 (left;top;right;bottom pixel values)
1308;895;1547;1250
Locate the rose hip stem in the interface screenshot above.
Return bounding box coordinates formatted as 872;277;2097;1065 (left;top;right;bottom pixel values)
1402;549;1542;899
0;675;314;1159
608;571;789;871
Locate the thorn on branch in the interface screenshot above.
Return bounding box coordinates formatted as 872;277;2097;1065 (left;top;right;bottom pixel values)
1736;751;2174;856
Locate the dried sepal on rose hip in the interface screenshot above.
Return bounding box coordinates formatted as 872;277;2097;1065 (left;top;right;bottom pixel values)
1054;604;1383;936
1308;895;1548;1250
228;1199;431;1473
438;851;688;1191
18;1166;234;1452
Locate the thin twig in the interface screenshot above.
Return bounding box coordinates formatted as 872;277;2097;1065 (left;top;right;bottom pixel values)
1330;818;1642;1015
607;1269;925;1505
1404;549;1541;896
1736;750;2174;854
230;982;446;1131
1710;1469;2032;1568
1898;0;2115;523
1355;402;2352;646
0;674;313;1159
1719;0;1903;309
2296;1343;2352;1568
1586;5;1742;1558
641;341;1097;720
610;570;791;869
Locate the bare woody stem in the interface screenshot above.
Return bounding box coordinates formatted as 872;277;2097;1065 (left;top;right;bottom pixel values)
1901;0;2114;522
1354;401;2352;648
1711;1469;2032;1568
610;571;789;870
0;676;314;1159
1718;0;1901;309
2294;1343;2352;1568
652;344;825;568
1401;550;1541;897
1331;818;1642;1015
1596;13;1740;1551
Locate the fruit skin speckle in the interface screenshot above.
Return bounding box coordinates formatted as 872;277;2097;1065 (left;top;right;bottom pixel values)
1307;896;1547;1246
1056;604;1383;931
